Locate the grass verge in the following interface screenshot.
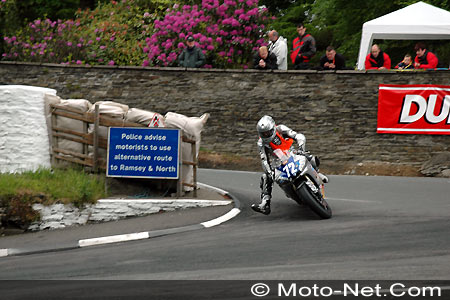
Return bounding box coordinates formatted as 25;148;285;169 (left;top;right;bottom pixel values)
0;167;107;229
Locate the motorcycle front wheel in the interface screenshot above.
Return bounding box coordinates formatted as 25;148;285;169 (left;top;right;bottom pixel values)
298;184;332;219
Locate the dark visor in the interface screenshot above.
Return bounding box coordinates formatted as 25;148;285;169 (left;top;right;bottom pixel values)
260;130;273;138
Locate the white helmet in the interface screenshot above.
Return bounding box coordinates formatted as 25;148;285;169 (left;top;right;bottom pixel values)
257;115;276;143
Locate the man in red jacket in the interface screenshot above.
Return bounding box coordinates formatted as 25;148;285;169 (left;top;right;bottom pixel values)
365;44;391;70
414;42;439;69
291;23;316;70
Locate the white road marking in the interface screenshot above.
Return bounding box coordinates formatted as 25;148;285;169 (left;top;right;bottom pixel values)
0;249;8;257
98;199;231;205
79;232;150;248
201;208;241;228
197;182;230;196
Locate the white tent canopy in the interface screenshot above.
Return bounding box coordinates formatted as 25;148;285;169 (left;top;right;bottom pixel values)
357;1;450;70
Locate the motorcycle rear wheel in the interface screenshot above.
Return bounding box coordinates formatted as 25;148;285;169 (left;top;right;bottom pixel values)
298;184;332;219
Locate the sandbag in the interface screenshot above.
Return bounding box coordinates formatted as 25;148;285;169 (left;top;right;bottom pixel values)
164;112;209;153
88;101;129;160
88;101;128;117
164;112;209;191
59;99;92;111
126;108;165;127
55;99;92;155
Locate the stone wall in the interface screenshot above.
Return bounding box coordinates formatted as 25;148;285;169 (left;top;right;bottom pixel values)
29;199;231;231
1;62;449;168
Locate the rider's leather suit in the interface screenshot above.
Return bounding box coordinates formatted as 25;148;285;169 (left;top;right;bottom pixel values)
257;124;310;201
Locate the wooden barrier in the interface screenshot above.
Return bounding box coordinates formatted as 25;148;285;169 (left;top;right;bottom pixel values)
50;103;197;196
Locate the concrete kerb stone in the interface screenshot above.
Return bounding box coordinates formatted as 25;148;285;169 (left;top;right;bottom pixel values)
0;182;241;257
30;189;235;230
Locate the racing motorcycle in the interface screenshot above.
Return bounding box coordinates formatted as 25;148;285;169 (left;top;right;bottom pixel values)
273;148;332;219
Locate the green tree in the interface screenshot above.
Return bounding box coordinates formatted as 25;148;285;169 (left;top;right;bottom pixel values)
260;0;300;14
15;0;80;21
269;0;450;68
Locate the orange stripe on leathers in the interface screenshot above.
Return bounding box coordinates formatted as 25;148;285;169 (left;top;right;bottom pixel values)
269;131;294;152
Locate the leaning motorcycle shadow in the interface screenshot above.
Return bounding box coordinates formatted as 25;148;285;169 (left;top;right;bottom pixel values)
265;186;331;220
273;198;328;221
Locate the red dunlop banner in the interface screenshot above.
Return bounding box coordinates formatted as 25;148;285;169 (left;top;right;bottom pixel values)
378;84;450;135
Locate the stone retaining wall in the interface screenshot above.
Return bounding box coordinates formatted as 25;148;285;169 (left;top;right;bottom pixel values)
1;62;449;167
29;199;232;231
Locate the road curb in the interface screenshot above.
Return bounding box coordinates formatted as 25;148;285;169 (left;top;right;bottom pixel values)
0;182;241;257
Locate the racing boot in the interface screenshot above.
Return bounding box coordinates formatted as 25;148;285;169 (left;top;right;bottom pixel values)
251;195;271;215
252;173;273;215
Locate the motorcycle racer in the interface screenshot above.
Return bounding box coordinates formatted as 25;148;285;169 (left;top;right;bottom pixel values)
252;115;329;215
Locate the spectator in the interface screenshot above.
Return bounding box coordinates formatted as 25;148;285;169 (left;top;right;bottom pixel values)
395;54;414;70
414;42;439;69
178;36;205;68
290;23;316;70
365;44;391;70
319;46;346;70
268;30;288;70
253;46;278;70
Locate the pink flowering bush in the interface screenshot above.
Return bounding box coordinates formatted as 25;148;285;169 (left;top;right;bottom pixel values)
2;0;271;68
144;0;270;68
3;18;85;63
1;0;154;65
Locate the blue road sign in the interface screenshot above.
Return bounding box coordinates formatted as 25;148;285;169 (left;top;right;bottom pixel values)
107;127;180;179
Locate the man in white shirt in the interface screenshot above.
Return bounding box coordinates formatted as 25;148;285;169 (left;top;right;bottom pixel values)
268;30;288;70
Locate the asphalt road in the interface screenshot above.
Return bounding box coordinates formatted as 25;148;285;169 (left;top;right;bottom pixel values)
1;169;449;299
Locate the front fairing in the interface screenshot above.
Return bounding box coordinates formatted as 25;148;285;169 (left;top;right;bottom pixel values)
273;149;306;182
